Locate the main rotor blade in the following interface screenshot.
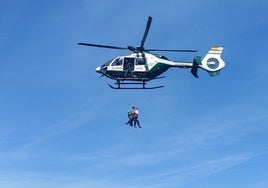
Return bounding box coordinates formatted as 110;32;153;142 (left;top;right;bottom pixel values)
140;16;152;49
78;42;128;50
145;49;198;52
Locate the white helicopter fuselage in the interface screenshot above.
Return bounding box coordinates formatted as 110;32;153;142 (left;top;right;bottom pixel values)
96;46;225;80
96;52;193;81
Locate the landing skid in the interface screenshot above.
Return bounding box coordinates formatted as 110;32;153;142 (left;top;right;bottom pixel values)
108;82;164;89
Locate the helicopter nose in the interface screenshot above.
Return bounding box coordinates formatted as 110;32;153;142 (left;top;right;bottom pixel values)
96;66;101;73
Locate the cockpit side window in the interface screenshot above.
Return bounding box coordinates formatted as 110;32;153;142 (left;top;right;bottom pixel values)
136;57;146;65
111;58;123;66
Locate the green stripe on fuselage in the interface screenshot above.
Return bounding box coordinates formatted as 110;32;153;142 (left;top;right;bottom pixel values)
147;62;170;78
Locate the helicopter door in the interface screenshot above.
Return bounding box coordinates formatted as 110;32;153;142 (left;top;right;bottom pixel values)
123;57;135;71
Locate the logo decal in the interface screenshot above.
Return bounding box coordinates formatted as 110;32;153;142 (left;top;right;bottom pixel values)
207;58;219;69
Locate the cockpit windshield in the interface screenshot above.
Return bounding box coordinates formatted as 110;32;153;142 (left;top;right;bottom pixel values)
111;57;123;66
102;59;114;67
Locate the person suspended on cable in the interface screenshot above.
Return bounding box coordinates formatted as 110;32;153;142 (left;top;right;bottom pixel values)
132;106;142;128
125;110;133;126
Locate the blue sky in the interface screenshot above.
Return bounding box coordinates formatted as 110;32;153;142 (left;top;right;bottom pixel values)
0;0;268;187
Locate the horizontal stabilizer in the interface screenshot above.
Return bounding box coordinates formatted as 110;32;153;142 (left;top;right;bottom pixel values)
191;56;202;78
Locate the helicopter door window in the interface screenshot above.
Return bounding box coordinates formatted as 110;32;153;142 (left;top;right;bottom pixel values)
123;57;135;71
111;58;123;66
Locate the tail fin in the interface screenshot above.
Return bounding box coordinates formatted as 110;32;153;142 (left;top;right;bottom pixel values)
191;46;225;77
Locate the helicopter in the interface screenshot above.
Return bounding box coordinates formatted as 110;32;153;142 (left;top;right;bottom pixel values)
78;16;225;89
